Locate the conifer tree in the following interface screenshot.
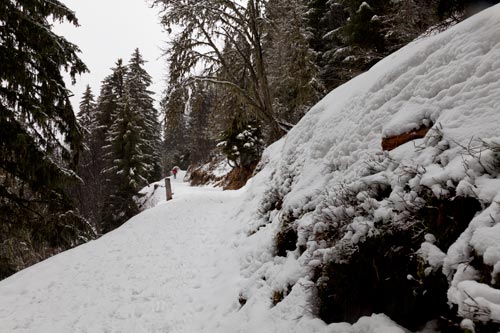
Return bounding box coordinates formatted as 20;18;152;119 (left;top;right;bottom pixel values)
305;0;441;91
91;61;128;232
437;0;500;19
75;85;102;228
188;82;216;165
126;49;162;183
93;60;128;181
78;85;96;135
0;0;93;278
95;54;162;232
101;80;148;232
97;60;133;231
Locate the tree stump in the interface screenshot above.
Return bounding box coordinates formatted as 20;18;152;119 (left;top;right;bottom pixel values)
165;178;173;201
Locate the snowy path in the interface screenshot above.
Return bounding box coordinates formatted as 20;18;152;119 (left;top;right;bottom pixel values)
0;175;244;333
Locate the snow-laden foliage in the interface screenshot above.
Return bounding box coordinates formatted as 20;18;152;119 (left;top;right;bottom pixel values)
218;119;265;168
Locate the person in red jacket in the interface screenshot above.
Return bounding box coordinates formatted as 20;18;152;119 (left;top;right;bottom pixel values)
172;167;178;179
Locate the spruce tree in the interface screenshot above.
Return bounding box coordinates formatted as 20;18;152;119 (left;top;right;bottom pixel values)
75;85;101;228
78;86;96;134
437;0;500;19
97;55;163;232
101;80;149;232
305;0;441;91
92;62;126;189
126;49;162;183
90;62;127;233
0;0;93;278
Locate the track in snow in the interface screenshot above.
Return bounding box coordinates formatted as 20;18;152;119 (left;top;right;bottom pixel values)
0;175;244;332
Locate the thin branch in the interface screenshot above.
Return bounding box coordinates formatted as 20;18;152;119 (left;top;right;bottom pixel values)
193;76;261;109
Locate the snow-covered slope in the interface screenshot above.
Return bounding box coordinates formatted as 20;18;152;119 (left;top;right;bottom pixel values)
0;177;404;332
2;4;500;333
237;4;500;331
0;175;246;332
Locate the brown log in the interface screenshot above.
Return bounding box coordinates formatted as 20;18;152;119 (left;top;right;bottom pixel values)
381;126;431;151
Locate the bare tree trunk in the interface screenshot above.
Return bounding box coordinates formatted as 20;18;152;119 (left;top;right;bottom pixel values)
249;0;286;142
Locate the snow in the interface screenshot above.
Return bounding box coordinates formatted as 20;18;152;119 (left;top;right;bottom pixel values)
212;159;232;178
0;174;243;332
449;280;500;322
0;174;403;333
3;3;500;331
234;3;500;330
418;234;446;271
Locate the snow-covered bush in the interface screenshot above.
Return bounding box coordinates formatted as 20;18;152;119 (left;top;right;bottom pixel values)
217;119;265;168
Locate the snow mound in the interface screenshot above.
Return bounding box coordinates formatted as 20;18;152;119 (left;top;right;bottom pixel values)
237;4;500;330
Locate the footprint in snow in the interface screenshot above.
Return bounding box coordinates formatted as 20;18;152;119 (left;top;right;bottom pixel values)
154;300;165;313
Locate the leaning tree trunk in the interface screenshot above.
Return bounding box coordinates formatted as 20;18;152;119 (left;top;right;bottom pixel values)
249;0;287;143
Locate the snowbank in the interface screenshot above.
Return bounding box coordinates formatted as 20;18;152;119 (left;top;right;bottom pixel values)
236;4;500;330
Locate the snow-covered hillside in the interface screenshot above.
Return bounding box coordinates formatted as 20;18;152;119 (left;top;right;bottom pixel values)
2;4;500;333
239;4;500;331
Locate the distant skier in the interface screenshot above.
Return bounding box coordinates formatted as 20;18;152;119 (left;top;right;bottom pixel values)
172;167;178;179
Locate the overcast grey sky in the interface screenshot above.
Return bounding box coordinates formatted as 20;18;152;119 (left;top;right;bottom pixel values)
55;0;167;110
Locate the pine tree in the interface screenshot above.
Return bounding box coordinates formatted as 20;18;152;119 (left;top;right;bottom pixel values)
101;79;148;232
126;49;162;183
437;0;500;20
305;0;441;91
74;85;102;228
0;0;93;278
93;60;128;179
96;55;163;232
218;117;264;168
78;85;96;134
304;0;348;89
90;61;128;233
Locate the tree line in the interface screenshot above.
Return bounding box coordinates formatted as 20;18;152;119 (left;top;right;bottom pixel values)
74;49;162;234
0;0;161;277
